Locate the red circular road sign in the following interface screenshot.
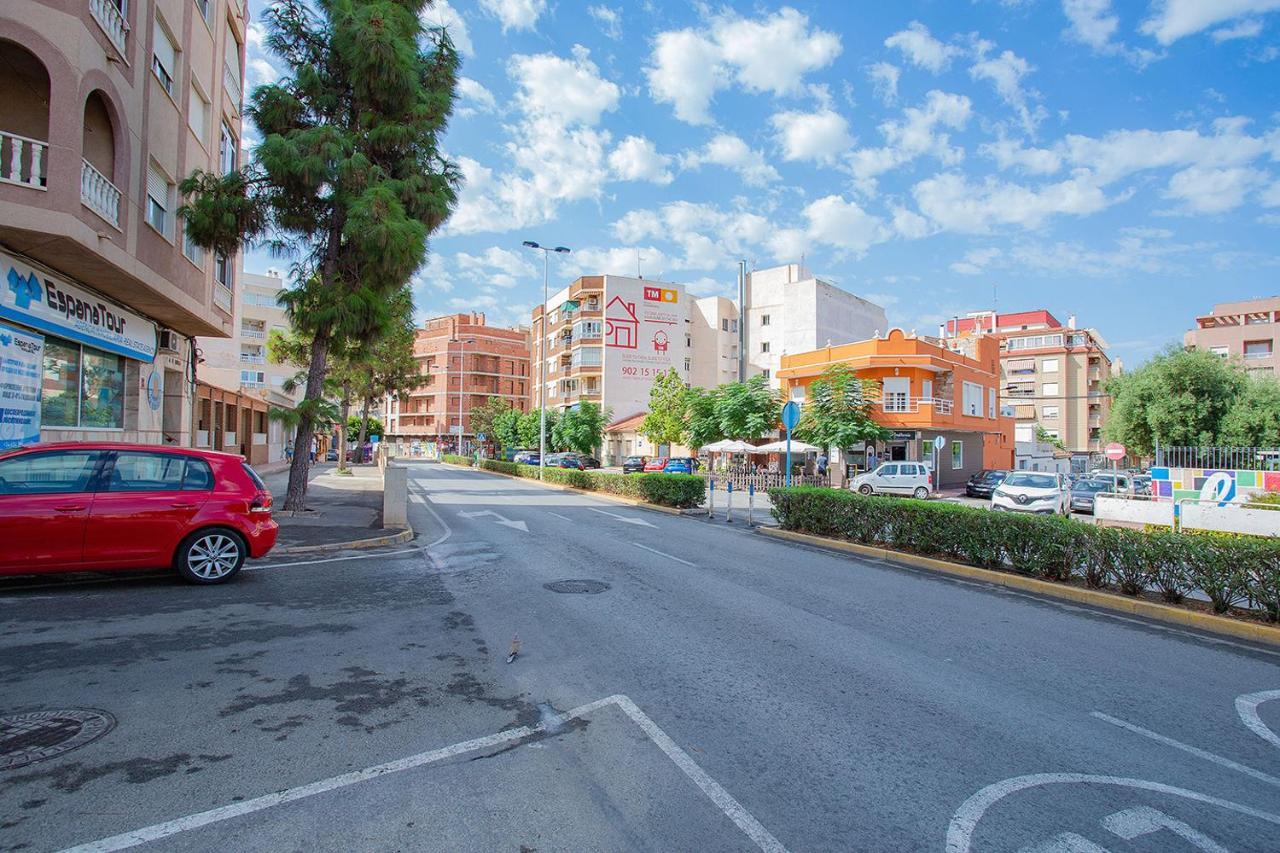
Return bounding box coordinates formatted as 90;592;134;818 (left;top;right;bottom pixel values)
1104;442;1126;461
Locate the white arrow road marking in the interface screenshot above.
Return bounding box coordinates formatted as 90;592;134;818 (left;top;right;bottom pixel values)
457;509;529;532
588;507;656;527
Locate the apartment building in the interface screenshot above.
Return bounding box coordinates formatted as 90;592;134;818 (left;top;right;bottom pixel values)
744;264;887;382
196;268;298;464
386;313;530;452
532;276;690;422
0;0;247;447
689;295;740;389
778;328;1014;487
1184;296;1280;374
944;309;1112;465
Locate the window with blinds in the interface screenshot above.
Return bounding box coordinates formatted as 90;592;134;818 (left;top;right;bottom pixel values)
188;83;209;141
146;162;173;239
224;23;241;82
152;21;176;95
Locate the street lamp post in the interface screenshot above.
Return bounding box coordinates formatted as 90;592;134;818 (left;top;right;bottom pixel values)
522;241;571;481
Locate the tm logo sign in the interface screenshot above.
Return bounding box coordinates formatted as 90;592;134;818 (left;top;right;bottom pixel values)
7;267;42;310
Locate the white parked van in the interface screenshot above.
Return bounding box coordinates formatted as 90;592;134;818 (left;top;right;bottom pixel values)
851;462;934;499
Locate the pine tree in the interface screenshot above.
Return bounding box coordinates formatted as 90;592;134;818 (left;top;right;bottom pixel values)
181;0;459;509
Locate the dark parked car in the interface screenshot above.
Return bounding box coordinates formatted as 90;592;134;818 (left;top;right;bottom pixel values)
545;453;584;470
579;456;601;469
622;455;648;474
965;469;1008;498
1069;478;1111;514
512;450;540;465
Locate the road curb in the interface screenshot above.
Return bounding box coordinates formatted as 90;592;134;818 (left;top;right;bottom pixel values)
273;524;414;556
437;461;703;517
758;526;1280;648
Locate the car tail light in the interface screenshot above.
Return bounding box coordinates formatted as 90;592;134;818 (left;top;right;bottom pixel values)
927;472;933;486
250;491;273;514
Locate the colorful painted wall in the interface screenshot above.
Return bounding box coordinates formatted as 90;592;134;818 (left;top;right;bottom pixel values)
1151;467;1280;503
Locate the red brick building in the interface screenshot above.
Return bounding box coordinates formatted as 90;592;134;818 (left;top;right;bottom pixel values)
384;313;530;451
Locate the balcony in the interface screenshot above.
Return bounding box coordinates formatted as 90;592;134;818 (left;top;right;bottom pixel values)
239;353;265;365
80;158;121;227
1;131;47;190
882;397;954;415
241;327;266;340
89;0;129;57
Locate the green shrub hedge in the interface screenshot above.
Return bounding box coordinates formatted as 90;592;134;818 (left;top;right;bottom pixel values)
441;454;473;467
475;459;704;508
769;486;1280;621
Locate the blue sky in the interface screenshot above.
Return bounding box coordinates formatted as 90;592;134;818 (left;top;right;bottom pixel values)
241;0;1280;369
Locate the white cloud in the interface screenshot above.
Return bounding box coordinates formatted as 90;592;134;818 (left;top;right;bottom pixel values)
1062;0;1120;49
1262;180;1280;207
803;195;890;254
1063;118;1272;183
564;246;680;280
1164;165;1267;212
969;45;1044;133
912;172;1110;233
421;0;474;57
884;21;961;73
611;209;665;243
681;134;780;186
981;138;1064;174
867;62;900;104
510;46;619;127
455;247;537;288
608;136;674;185
1212;18;1265;40
949;247;1003;275
848;90;972;188
479;0;547;32
770;109;854;165
588;5;622;40
456;77;497;116
1141;0;1280;45
890;205;931;239
647;8;841;125
606;202;783;272
246;57;280;90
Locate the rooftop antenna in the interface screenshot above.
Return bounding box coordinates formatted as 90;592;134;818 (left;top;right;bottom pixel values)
636;249;645;279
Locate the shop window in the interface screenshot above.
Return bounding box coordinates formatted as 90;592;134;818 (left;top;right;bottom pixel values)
951;440;963;469
80;348;125;427
41;336;124;429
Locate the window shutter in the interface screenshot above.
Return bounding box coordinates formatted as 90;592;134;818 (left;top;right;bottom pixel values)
224;24;241;80
188;85;206;138
147;162;168;208
153;21;176;73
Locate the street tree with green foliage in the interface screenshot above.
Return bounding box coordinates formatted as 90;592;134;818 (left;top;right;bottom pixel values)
180;0;459;509
1105;346;1248;454
795;365;889;451
470;396;517;447
684;386;723;450
347;415;385;439
1219;375;1280;447
492;406;523;452
553;402;609;456
640;368;688;448
714;375;781;440
1035;424;1067;452
517;408;559;450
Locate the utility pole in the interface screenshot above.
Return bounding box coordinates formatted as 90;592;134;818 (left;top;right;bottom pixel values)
522;241;571;481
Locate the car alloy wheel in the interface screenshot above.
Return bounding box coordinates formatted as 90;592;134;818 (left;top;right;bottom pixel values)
180;531;245;583
858;484;874;495
913;487;929;499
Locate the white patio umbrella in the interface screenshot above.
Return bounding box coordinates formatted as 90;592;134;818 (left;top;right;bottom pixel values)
754;439;820;453
701;439;759;453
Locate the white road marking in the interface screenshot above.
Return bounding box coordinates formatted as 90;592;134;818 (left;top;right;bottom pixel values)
1101;805;1228;852
547;511;572;521
1020;832;1108;852
410;483;453;549
57;694;785;853
946;774;1280;853
1236;690;1280;751
241;549;420;572
632;542;697;567
1090;711;1280;789
457;509;529;532
589;507;656;527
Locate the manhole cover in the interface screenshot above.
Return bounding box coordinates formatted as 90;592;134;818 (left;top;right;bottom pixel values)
1;709;115;771
543;579;610;595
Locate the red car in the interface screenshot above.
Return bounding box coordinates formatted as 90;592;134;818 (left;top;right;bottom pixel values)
643;456;669;472
0;442;277;584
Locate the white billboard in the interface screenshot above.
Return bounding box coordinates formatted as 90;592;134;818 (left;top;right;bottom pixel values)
602;277;686;417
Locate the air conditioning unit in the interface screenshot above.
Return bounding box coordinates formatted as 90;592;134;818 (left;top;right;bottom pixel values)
159;329;182;352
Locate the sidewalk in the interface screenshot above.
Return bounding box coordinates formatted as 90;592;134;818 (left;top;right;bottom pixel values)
263;463;392;551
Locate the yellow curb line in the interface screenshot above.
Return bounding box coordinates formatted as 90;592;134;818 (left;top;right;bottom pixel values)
758;526;1280;648
274;524;414;556
438;461;702;517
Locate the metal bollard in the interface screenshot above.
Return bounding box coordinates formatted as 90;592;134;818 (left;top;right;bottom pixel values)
726;481;734;523
747;482;754;527
708;478;715;519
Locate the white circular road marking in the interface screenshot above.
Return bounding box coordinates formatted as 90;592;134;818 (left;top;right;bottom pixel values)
1236;690;1280;752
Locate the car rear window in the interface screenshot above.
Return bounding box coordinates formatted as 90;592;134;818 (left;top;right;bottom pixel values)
183;458;214;490
242;462;267;491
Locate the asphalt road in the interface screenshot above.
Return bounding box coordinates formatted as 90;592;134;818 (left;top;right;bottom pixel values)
2;460;1279;852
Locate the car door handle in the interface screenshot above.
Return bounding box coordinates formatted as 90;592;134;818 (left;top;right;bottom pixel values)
54;504;86;512
170;502;196;509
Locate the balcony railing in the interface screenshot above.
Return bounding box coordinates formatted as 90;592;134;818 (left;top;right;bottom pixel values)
239;353;265;364
80;159;121;227
214;283;233;312
241;327;265;339
224;64;242;111
1;131;47;190
882;397;955;414
89;0;129;57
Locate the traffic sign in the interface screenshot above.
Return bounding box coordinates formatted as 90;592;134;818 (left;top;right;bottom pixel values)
933;436;946;450
1105;442;1126;461
477;433;487;442
781;401;801;431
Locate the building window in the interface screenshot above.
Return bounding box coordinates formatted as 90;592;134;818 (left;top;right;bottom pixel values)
188;83;210;142
1042;405;1060;419
731;319;738;333
1209;345;1229;358
1244;340;1273;359
684;357;691;372
1040;358;1059;373
761;315;770;326
152;20;177;96
146;162;174;239
952;440;963;469
762;369;770;380
1246;314;1271;325
1042;382;1060;396
41;335;125;429
182;222;204;266
721;318;728;332
761;341;770;353
241;370;265;388
193;0;210;23
685;333;691;348
1006;334;1063;351
214;252;233;288
988;387;996;419
962;381;983;416
1044;429;1060;439
219;122;238;174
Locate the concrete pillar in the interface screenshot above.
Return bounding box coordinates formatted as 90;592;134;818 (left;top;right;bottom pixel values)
383;465;408;529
